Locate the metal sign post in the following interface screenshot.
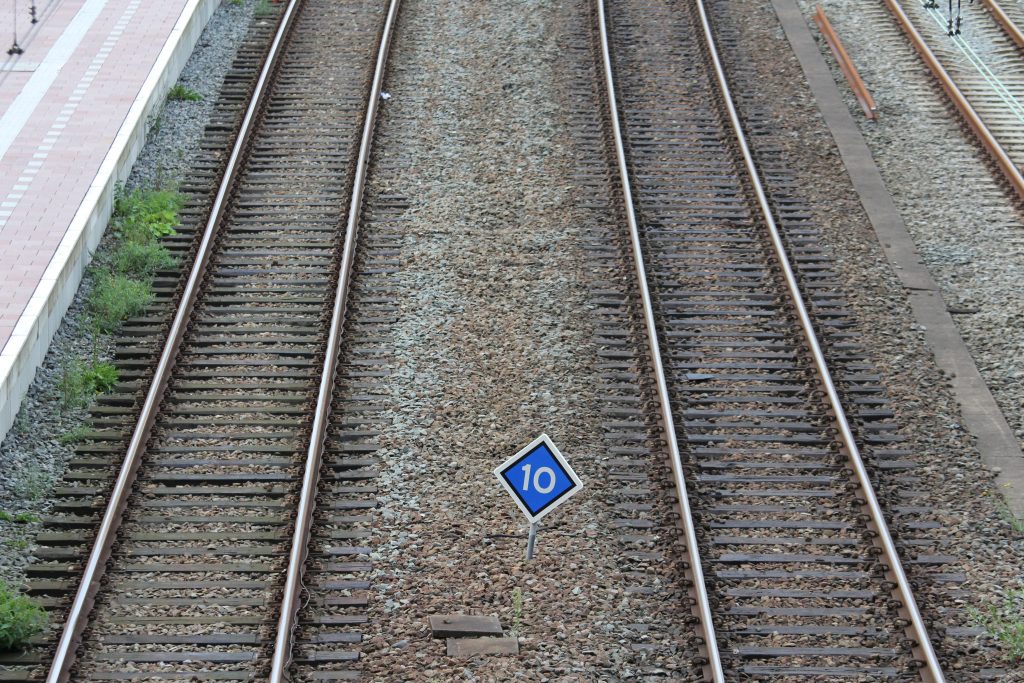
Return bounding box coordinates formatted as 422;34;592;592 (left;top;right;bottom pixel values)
525;523;538;560
494;434;583;561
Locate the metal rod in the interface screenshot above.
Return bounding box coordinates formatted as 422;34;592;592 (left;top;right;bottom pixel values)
814;5;877;119
693;0;945;680
526;523;538;560
268;0;401;679
8;0;23;55
593;1;724;680
44;0;303;680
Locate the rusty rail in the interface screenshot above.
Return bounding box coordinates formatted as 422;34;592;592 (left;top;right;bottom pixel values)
267;0;401;678
814;5;877;119
882;0;1024;200
43;0;302;679
980;0;1024;51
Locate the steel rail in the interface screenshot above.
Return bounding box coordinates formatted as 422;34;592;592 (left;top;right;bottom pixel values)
268;0;401;677
980;0;1024;51
693;1;946;680
44;0;303;679
593;1;724;680
881;0;1024;201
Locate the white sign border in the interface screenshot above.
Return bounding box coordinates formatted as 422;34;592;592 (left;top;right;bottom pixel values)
493;433;584;524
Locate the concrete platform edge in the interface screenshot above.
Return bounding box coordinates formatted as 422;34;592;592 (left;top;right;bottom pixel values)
770;0;1024;515
0;0;223;440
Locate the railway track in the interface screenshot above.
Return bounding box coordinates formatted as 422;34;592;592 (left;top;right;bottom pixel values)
0;0;398;679
0;0;993;678
880;0;1024;199
591;0;948;678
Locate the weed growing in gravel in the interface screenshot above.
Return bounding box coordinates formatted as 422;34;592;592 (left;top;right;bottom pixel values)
111;241;177;278
58;361;85;407
53;181;178;432
112;186;183;243
84;360;118;393
510;587;523;636
0;581;46;651
167;84;203;102
57;425;92;444
86;185;180;329
10;465;51;502
973;587;1024;662
58;358;120;407
0;511;38;524
997;500;1024;535
11;406;29;435
3;539;28;551
255;0;273;16
87;273;153;332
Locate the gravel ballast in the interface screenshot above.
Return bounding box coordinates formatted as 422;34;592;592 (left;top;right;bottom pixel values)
354;0;697;678
0;0;258;588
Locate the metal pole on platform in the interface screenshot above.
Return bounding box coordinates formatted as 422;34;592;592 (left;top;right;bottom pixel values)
8;0;24;55
525;523;538;560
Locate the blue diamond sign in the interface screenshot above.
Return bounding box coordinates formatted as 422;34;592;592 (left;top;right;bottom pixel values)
494;434;583;524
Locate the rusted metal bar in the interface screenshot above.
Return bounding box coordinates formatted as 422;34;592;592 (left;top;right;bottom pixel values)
43;1;302;680
882;0;1024;200
813;5;877;119
593;1;725;680
980;0;1024;51
694;0;946;681
267;0;401;678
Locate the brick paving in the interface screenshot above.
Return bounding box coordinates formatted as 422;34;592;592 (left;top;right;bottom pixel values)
0;0;191;354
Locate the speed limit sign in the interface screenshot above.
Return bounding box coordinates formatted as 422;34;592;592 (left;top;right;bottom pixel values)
494;434;583;524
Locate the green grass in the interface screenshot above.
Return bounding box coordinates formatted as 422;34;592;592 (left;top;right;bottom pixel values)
55;181;177;419
87;273;153;332
0;511;38;524
997;500;1024;535
3;539;28;551
12;406;28;435
167;84;203;102
510;587;523;636
111;241;176;278
112;186;183;243
973;586;1024;662
10;466;52;502
0;582;46;651
57;425;92;444
255;0;273;15
58;358;120;407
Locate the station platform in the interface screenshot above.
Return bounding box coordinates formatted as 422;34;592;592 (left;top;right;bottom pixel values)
0;0;220;436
